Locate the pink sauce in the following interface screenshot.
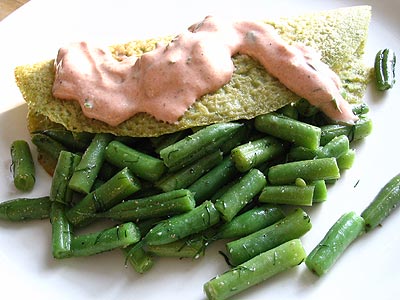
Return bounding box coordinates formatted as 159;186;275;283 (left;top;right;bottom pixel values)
52;16;357;126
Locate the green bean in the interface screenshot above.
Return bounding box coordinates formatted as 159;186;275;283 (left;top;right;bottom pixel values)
336;149;356;170
305;211;364;276
41;129;94;152
70;222;141;257
66;167;141;227
187;156;239;204
311;180;328;203
374;48;396;91
259;185;314;206
225;208;311;266
0;196;51;221
49;151;81;259
316;135;349;160
286;146;316;162
31;133;67;162
268;158;340;185
159;122;243;171
231;136;285;172
219;124;250;155
214;205;285;240
123;241;154;274
254;112;321;150
361;173;400;232
69;133;113;194
295;177;307;187
136;218;164;236
215;169;266;222
351;102;370;115
146;233;208;259
203;239;306;300
156;151;223;192
50;150;81;259
50;201;73;259
144;200;220;246
105;140;166;182
151;130;190;154
50;151;81;205
99;189;195;222
287;135;350;165
320;116;373;145
10;140;35;191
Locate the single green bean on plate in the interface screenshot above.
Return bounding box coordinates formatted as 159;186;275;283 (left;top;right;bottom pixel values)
305;211;364;276
0;196;51;221
361;173;400;232
10;140;35;191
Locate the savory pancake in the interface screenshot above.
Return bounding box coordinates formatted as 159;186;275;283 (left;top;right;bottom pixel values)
15;6;372;137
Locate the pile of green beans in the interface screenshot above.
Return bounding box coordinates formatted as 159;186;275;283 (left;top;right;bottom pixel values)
2;98;387;300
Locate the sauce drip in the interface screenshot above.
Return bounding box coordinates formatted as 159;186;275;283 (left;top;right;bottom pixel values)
52;16;357;126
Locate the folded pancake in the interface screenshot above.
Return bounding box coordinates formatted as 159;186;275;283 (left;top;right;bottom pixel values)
15;6;372;137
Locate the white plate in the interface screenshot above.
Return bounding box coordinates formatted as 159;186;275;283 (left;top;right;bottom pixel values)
1;0;399;299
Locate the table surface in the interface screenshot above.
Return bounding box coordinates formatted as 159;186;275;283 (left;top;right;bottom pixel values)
0;0;29;21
